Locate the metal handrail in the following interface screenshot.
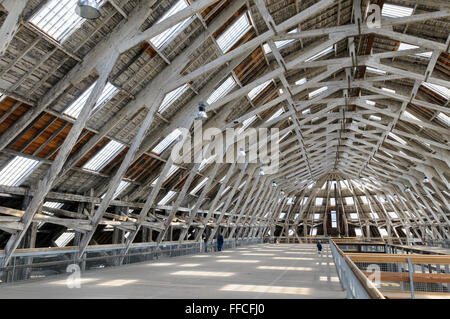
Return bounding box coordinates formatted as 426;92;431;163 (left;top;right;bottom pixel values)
329;239;385;299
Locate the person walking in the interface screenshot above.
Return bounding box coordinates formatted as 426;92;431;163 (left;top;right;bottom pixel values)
217;233;224;252
316;241;323;257
203;234;208;253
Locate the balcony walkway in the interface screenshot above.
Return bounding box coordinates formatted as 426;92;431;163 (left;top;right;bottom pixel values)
0;243;345;299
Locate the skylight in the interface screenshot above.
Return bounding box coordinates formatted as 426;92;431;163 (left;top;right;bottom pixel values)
159;84;189;113
221;185;231;196
114;180;130;199
389;211;399;219
158;191;177;206
207;76;236;105
398;43;432;58
315;198;323;206
152;164;179;186
360;196;369;204
248;80;272;101
199;155;215;172
354;228;362;236
241;115;257;131
345;197;354;205
366;66;386;75
190;178;208;195
83;140;125;171
55;232;75;247
0;93;5;103
388;132;407;145
64;82;118;119
381;87;395;94
422;82;450;100
350;213;358;220
402;111;423;126
369;115;381;121
216;13;251;53
266;108;284;123
381;3;413;18
437;113;450;126
313;213;321;220
295;77;307;86
310;227;317;236
29;0;101;41
309;86;327;99
331;211;337;228
262;29;298;54
150;0;194;49
0;156;40;186
366;100;376;106
304;46;334;62
152;129;182;155
370;212;379;220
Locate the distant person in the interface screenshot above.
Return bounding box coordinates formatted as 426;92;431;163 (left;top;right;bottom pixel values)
316;241;323;256
217;233;224;252
202;234;208;253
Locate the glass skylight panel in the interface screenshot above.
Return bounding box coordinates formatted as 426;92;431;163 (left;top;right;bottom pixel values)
315;198;323;206
150;0;193;49
207;76;236;105
241;115;257;131
330;198;336;206
114;180;130;199
279;212;286;219
350;213;358;220
29;0;98;41
221;185;231;196
366;66;386;75
398;43;432;58
381;87;395;94
345;197;354;205
262;29;298;54
378;228;388;237
422;82;450;100
304;46;334;62
331;211;337;228
309;86;327;99
266;108;284;123
360;196;369;204
55;232;75;247
389;211;399;219
190;178;208;195
159;84;189;113
388;132;407;145
64;82;118;119
313;213;321;220
216;13;251;53
370;212;379;219
295;77;307;86
238;181;246;189
158;191;177;206
310;227;317;236
366;100;376;106
381;3;414;18
0;93;5;103
83;140;125;172
152;164;179;186
278;131;290;142
354;228;362;236
199;155;215;172
0;156;40;186
402;111;423;126
42;201;63;215
302;108;310;115
152;129;182;155
437;112;450;126
369;115;381;121
248;80;272;101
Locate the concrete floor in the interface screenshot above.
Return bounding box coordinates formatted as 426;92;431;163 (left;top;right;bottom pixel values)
0;244;345;299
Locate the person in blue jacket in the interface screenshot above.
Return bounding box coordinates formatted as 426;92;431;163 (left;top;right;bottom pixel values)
316;241;323;256
217;233;224;252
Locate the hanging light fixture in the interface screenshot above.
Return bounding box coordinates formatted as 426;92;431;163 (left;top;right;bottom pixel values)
272;182;277;187
238;148;246;157
405;187;411;192
196;102;208;120
259;168;265;176
393;194;398;199
280;190;285;195
76;0;101;20
423;177;430;183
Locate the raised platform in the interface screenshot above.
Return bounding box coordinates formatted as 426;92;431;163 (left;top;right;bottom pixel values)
0;244;345;299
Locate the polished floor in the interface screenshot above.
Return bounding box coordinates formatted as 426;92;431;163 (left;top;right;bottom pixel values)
0;244;345;299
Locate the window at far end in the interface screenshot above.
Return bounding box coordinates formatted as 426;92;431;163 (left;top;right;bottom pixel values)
216;13;251;53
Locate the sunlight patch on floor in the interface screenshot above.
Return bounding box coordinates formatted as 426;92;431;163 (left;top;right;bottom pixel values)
171;271;234;277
